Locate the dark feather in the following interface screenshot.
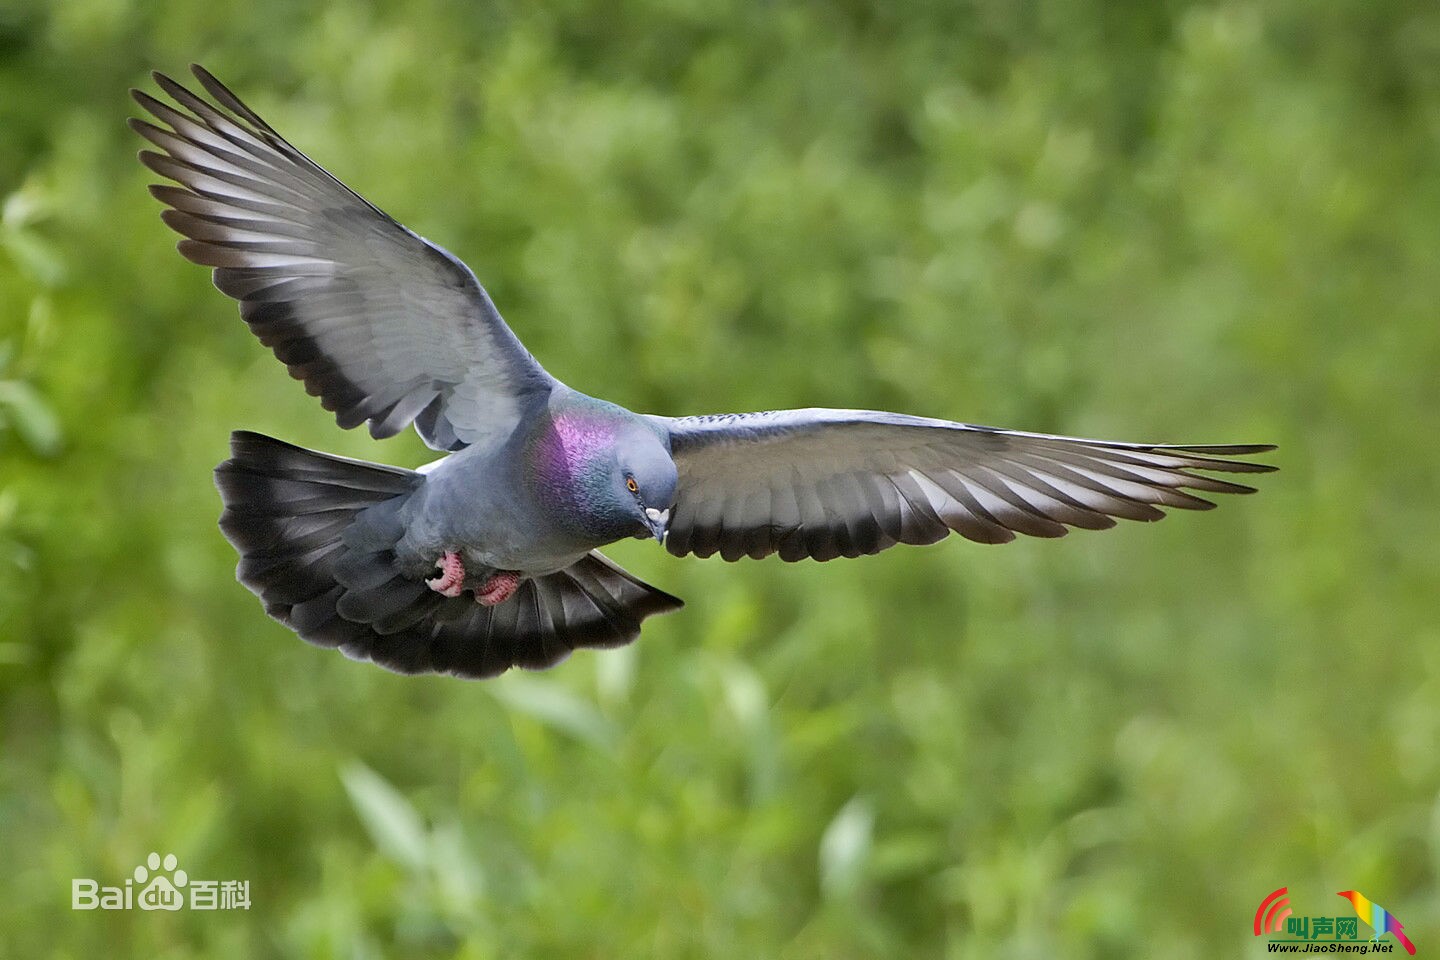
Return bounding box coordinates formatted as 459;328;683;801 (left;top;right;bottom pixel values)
216;431;681;679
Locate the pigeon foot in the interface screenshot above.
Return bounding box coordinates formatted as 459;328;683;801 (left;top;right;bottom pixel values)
476;571;522;606
426;550;466;598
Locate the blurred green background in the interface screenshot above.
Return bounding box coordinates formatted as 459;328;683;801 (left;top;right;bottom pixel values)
2;0;1438;956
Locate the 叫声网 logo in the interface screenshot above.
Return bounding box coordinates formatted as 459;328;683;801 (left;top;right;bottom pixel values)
72;852;250;911
1252;886;1416;955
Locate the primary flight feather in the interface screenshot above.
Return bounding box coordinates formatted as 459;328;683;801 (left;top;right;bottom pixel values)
132;65;1276;679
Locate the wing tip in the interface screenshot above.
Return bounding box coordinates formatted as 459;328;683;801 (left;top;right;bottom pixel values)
150;69;185;100
1175;442;1278;463
1144;442;1278;476
136;148;176;179
175;237;217;266
189;63;226;100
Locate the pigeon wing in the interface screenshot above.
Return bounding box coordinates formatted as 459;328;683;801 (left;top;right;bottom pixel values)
653;409;1276;561
131;65;554;451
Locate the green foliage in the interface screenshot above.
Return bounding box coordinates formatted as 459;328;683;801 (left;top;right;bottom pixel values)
2;0;1437;956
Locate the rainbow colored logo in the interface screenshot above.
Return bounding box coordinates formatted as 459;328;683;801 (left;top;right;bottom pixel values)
1338;890;1417;955
1253;886;1417;954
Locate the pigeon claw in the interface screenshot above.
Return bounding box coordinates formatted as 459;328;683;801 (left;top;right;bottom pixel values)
426;550;466;598
476;571;522;607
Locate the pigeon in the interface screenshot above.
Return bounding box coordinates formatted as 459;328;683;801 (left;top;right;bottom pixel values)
130;66;1276;679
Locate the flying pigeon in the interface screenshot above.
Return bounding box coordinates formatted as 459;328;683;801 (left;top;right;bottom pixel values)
130;66;1276;679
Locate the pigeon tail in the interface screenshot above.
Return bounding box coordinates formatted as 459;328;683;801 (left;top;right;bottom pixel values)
215;431;683;678
215;429;424;653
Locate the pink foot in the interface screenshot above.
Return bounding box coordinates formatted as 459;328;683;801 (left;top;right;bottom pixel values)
476;571;521;606
427;551;465;598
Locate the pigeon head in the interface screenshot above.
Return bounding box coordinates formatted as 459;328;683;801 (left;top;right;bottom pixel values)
527;402;677;544
616;426;678;541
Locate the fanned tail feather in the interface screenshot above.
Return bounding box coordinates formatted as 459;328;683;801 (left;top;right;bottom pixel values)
215;430;682;678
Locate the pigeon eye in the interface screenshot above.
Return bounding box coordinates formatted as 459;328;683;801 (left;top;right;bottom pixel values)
626;477;639;494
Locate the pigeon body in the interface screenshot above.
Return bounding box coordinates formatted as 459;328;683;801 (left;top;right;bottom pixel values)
398;389;675;579
133;66;1276;679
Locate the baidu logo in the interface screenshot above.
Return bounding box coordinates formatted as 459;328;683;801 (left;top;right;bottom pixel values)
135;851;186;910
72;852;249;911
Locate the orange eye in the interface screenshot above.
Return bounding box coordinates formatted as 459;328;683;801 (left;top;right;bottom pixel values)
626;477;639;494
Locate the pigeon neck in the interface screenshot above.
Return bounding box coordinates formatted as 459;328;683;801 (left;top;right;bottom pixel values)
524;400;636;542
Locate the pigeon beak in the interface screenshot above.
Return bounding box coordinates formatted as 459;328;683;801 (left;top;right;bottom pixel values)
644;506;669;544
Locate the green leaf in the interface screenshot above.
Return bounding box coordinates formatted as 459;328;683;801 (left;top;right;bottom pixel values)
488;675;616;748
0;380;61;456
430;819;485;916
819;795;874;900
0;231;65;287
340;762;428;872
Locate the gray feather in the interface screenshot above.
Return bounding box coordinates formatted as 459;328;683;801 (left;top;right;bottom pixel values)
132;66;556;452
652;408;1276;561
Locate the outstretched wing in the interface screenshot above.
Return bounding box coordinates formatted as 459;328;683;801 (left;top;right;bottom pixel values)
652;409;1276;561
131;65;554;451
